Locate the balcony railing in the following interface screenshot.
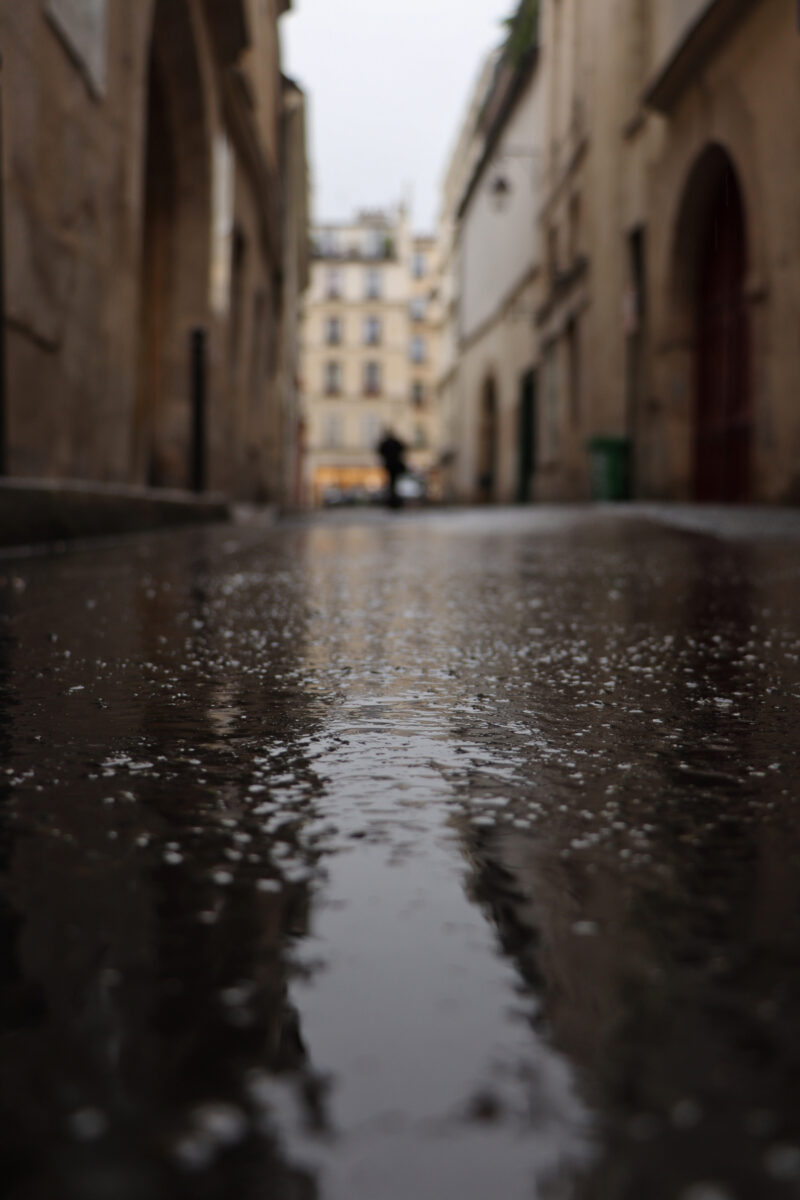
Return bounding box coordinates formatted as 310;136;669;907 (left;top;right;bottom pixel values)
312;242;397;263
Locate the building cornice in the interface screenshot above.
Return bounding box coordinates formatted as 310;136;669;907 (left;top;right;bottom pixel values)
644;0;756;114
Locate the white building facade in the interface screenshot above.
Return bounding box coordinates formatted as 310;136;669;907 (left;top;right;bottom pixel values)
436;13;544;505
299;209;441;506
455;49;544;503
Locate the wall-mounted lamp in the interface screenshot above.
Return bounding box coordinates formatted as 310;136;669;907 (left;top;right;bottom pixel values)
489;174;512;211
487;145;540;211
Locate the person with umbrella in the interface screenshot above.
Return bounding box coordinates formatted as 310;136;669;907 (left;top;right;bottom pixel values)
376;428;408;509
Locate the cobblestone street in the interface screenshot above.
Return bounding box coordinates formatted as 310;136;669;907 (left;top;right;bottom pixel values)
2;506;800;1200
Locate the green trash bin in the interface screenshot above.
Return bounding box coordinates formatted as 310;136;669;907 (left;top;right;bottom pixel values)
587;436;631;501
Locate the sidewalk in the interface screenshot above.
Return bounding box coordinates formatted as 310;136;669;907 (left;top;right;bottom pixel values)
0;477;231;548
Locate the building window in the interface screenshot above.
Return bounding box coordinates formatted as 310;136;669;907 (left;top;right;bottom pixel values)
365;230;383;259
568;193;581;264
363;361;381;396
46;0;109;97
544;342;561;460
326;316;342;345
567;318;581;426
412;251;426;279
363;414;382;448
411;382;426;408
324;361;342;396
547;227;559;286
320;229;339;257
327;268;342;299
414;423;427;449
229;228;247;367
365;267;382;300
323;414;343;448
250;289;266;401
364;316;382;345
410;335;426;364
410;297;427;322
210;134;234;315
626;0;652;116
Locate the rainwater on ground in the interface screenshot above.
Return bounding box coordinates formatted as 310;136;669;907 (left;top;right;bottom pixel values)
1;505;800;1200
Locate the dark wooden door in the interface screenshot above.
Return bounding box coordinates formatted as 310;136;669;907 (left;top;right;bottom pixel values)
516;369;536;503
694;162;751;501
477;379;498;502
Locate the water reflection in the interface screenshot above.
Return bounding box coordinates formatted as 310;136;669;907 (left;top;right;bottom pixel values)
260;519;595;1198
0;511;799;1200
0;531;326;1198
445;518;800;1199
0;592;50;1196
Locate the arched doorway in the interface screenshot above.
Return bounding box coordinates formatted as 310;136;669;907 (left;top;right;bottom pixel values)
477;376;498;502
689;148;751;501
135;0;211;488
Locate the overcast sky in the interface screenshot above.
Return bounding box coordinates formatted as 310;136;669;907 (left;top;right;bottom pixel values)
281;0;514;234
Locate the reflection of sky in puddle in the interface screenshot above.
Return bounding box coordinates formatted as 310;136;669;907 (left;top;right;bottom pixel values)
262;714;594;1200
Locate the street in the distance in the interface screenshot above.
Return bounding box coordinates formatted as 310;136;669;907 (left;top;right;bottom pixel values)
1;505;800;1200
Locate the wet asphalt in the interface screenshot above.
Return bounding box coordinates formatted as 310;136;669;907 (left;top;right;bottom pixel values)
1;504;800;1200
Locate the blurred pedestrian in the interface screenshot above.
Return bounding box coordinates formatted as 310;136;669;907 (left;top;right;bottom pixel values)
377;429;407;509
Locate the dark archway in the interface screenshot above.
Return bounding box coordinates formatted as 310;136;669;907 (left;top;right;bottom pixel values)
675;145;751;502
516;369;536;503
135;0;212;488
695;155;750;500
477;375;498;502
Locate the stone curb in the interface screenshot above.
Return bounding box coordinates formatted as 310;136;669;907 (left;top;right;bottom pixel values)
0;478;231;548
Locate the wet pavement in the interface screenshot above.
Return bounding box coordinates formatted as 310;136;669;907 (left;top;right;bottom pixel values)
1;504;800;1200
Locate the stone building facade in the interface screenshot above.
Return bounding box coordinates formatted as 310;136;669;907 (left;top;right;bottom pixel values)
441;0;799;504
436;49;499;502
640;0;800;502
0;0;307;504
534;0;592;501
299;208;441;506
535;0;800;503
452;39;543;505
436;2;548;506
407;233;442;487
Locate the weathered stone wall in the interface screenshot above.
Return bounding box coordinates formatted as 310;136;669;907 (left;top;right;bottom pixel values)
531;0;799;503
274;79;309;510
643;0;800;503
534;0;594;501
2;2;147;481
0;0;301;500
455;274;540;504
